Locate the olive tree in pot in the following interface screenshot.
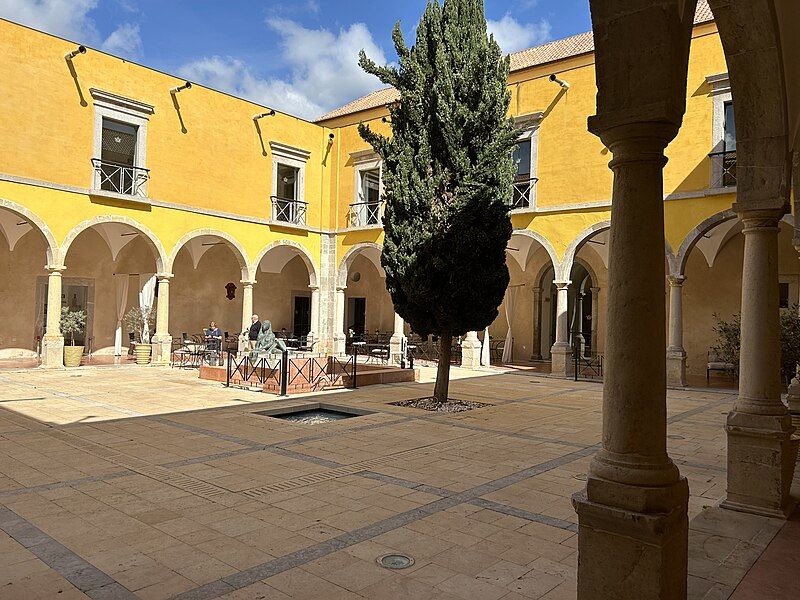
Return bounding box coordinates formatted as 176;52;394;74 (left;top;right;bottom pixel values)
123;307;155;365
61;307;87;368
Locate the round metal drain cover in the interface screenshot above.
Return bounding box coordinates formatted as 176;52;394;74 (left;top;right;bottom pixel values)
377;554;414;570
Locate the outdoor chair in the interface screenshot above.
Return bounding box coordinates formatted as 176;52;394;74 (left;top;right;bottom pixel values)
127;332;136;355
707;350;736;383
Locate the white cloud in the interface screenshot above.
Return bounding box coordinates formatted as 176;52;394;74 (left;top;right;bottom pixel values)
101;22;142;58
487;14;552;53
179;20;387;120
0;0;143;59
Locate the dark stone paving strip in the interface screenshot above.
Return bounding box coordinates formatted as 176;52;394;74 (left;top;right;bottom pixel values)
0;470;132;498
170;445;595;600
358;470;455;497
0;506;136;599
469;498;579;532
667;397;732;424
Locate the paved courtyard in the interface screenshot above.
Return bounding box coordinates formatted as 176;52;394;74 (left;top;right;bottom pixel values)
0;366;795;599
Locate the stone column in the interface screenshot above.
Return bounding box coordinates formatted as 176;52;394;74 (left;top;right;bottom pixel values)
531;286;542;360
590;287;600;354
575;291;586;356
572;123;688;600
460;331;481;369
666;275;687;387
41;265;65;369
308;285;320;342
333;287;346;356
549;281;571;376
722;209;797;517
389;313;406;365
239;280;255;350
151;274;173;365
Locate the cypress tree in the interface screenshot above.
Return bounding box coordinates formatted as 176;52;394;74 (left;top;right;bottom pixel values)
358;0;516;403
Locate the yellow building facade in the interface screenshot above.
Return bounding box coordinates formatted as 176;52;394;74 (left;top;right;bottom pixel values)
0;9;797;381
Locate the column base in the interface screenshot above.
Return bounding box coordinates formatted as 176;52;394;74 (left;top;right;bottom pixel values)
666;350;686;387
41;335;64;369
550;343;572;377
332;334;346;357
724;411;798;518
151;335;172;366
572;476;689;600
389;334;406;366
460;338;481;370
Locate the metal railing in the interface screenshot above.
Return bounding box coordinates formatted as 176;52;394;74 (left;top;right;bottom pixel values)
573;350;604;380
270;196;308;226
407;334;462;366
348;201;383;228
708;150;737;188
226;350;357;395
92;158;149;196
510;177;538;209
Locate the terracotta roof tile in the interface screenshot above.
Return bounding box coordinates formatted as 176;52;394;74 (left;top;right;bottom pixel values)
317;0;714;122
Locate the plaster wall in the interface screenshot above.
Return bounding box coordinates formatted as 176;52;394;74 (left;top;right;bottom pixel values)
343;254;394;334
253;256;312;333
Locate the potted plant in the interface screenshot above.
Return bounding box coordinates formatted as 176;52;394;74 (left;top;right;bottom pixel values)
61;307;87;368
123;307;155;365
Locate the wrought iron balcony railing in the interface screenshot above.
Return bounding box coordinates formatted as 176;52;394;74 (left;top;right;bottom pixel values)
92;158;149;197
708;150;737;188
510;177;539;209
270;196;308;226
348;200;383;228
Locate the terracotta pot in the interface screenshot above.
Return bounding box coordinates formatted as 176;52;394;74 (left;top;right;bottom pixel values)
134;344;152;365
64;345;84;368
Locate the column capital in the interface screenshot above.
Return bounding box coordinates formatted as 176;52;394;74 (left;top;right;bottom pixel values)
554;280;571;291
667;275;685;287
308;284;319;291
588;120;677;161
156;273;174;281
590;287;601;294
734;207;785;231
531;286;543;294
240;279;256;287
46;264;66;273
336;286;347;293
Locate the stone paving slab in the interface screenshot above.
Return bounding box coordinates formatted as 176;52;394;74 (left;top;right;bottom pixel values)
0;365;791;599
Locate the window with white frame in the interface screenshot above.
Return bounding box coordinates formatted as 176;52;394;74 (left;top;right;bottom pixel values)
90;88;153;197
350;150;383;228
706;73;736;188
270;141;310;225
511;112;542;210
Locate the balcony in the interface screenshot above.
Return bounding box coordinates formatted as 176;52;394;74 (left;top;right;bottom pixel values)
510;177;538;210
708;150;737;188
348;201;383;228
270;196;308;226
92;158;149;197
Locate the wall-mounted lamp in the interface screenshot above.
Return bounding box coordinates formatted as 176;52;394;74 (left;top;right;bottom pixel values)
381;116;391;123
328;133;335;142
170;81;192;95
253;109;276;121
65;45;86;60
549;74;570;89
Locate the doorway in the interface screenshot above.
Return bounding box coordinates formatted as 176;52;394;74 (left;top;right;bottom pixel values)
346;297;366;336
293;294;311;336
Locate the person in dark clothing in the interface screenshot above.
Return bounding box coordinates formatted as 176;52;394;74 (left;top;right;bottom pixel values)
247;315;261;351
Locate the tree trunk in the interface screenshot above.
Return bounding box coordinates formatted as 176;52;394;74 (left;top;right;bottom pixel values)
433;332;453;403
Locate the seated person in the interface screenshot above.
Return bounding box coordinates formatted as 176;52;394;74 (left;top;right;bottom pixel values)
205;321;222;351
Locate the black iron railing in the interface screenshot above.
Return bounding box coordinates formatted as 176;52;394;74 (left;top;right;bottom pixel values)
573;350;604;381
406;334;462;366
92;158;149;196
226;350;357;395
348;201;383;227
270;196;308;225
511;177;538;209
708;150;737;188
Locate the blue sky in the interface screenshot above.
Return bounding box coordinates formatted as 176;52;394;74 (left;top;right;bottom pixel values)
0;0;591;119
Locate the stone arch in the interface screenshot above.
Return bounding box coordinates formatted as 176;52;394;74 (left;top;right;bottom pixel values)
706;0;793;209
573;256;600;290
60;215;167;271
338;242;383;288
0;198;59;265
672;209;737;275
252;240;319;287
560;221;611;281
510;228;560;277
167;229;249;280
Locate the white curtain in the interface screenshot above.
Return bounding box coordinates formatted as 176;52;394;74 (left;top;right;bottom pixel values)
480;327;491;366
502;287;518;364
138;273;156;344
113;274;129;355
